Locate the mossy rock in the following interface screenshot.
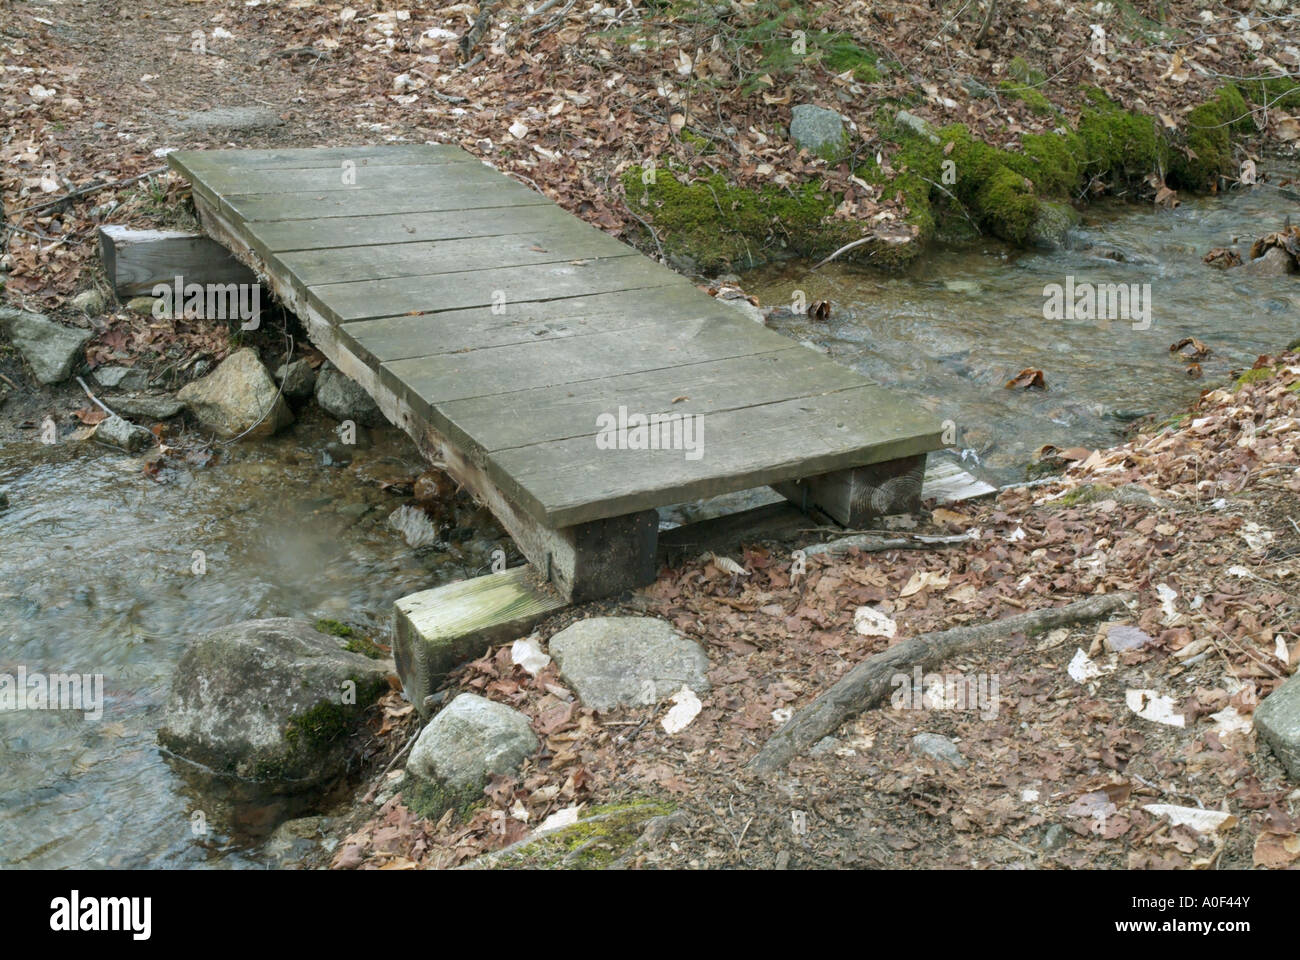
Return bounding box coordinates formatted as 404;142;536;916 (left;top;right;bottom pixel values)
465;799;677;869
1170;85;1253;190
999;79;1055;116
1076;88;1168;183
314;618;385;659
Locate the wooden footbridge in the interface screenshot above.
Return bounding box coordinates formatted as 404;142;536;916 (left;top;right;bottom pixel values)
166;144;954;709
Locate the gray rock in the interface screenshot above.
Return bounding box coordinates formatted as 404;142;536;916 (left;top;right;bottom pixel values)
0;307;92;384
103;395;185;420
93;365;150;391
548;616;710;711
1240;246;1297;277
275;358;317;399
910;732;967;768
1256;674;1300;780
895;109;939;144
790;104;850;161
809;736;841;757
157;618;390;789
314;366;383;427
125;296;157;316
962;77;992;99
1040;823;1069;852
95;414;153;452
0;490;8;512
177;347;293;439
71;289;107;315
1028;201;1080;250
407;693;538;792
174;106;284;132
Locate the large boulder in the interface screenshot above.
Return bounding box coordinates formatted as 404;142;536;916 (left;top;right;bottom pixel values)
158;618;390;790
405;693;538;816
789;104;850;162
1256;675;1300;780
548;616;710;711
0;307;92;384
314;366;383;427
177;347;293;439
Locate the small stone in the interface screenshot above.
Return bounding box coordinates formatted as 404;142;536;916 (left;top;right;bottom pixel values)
125;296;157;316
275;358;317;399
0;490;8;512
1240;246;1297;277
1255;674;1300;780
95;414;153;452
407;693;538;793
314;366;383;427
910;732;967;768
548;617;710;711
1028;201;1080;250
895;109;939;143
0;307;93;385
93;365;150;391
103;395;185;420
71;289;108;315
1040;823;1069;852
962;77;992;99
789;103;850;161
809;737;840;757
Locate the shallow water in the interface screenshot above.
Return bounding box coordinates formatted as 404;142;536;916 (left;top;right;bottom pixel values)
743;174;1300;481
0;413;501;867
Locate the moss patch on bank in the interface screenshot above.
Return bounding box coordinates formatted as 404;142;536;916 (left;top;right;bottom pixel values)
622;165;896;272
622;80;1270;272
475;798;676;869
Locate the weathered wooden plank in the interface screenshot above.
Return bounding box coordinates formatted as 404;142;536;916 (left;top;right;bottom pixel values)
309;255;689;323
217;179;548;223
438;345;861;451
387;315;797;406
490;385;946;526
171;144;474;173
98;226;255;298
246;204;578;254
772;453;929;525
275;226;634;286
181;161;504;199
337;284;721;366
393;565;566;717
920;457;998;504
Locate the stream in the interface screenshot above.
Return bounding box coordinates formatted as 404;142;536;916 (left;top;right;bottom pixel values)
1;173;1297;868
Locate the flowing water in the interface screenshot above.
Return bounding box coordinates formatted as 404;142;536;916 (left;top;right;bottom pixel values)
744;174;1300;482
0;412;502;867
2;176;1298;868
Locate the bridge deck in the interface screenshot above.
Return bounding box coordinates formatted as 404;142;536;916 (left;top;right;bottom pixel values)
169;145;945;599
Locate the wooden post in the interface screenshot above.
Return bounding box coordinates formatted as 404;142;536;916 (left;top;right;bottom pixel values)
98;226;256;298
772;453;928;526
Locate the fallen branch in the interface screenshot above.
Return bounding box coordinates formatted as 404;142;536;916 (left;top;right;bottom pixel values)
804;530;978;557
809;235;876;270
747;591;1135;774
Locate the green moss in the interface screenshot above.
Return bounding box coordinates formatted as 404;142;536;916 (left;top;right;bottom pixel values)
1171;85;1254;189
283;676;386;756
622;166;897;271
1006;56;1045;86
1076;88;1167;182
402;773;484;822
999;80;1055;116
1241;75;1300;113
1234;365;1275;389
484;799;675;869
1055;483;1114;507
314;618;384;658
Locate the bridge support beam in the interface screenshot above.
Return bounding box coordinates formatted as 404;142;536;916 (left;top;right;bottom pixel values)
772;453;928;527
